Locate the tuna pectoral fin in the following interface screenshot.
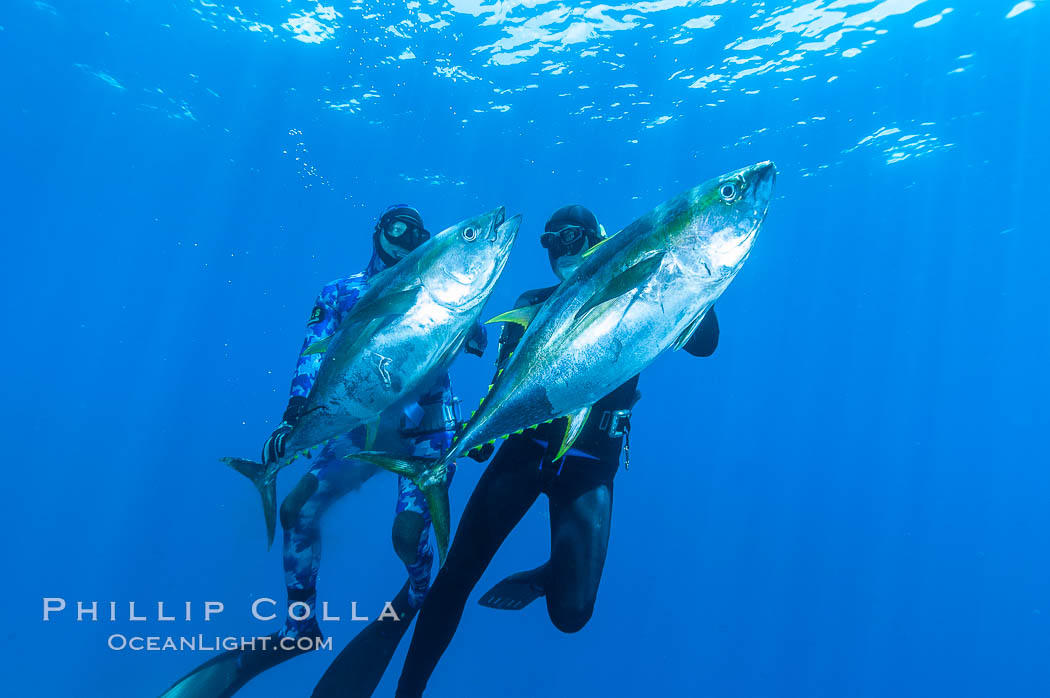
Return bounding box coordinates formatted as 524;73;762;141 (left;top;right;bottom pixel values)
485;303;541;330
352;451;452;566
554;406;592;461
352;451;433;481
302;337;332;356
221;457;277;551
575;251;666;321
304;289;418;355
672;307;711;351
348;287;421;325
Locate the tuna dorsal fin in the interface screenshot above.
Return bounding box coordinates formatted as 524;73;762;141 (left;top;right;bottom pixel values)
485;303;541;330
554;405;592;461
575;251;665;322
672;307;711;351
581;231;617;258
302;337;332;356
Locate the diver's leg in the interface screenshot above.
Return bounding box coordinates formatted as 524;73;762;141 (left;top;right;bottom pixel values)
392;482;434;611
279;438;378;637
312;433;451;698
544;470;614;634
476;453;618;621
159;443;377;696
395;437;545;698
313;433;454;697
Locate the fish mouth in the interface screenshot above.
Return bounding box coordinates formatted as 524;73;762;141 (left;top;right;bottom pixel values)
741;160;776;243
487;206;507;242
494;213;522;254
748;160;776;205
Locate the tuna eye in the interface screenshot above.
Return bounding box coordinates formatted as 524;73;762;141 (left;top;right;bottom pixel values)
462;227;478;242
719;182;739;202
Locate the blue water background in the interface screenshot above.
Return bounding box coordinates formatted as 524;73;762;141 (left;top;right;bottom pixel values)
2;0;1049;695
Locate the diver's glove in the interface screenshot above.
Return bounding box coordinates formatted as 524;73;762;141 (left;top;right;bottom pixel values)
465;323;488;358
262;396;308;465
467;442;495;463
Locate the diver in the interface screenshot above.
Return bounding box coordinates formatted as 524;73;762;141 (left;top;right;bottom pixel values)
160;206;487;698
391;205;720;697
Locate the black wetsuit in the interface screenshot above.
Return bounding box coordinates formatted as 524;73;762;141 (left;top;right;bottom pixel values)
394;285;719;697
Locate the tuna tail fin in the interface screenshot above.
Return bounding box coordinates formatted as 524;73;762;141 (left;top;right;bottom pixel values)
221;457;277;551
353;451;452;566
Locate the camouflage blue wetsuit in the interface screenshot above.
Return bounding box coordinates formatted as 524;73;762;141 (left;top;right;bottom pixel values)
278;249;464;638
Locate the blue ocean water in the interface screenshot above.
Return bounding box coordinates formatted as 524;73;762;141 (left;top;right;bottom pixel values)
3;0;1049;695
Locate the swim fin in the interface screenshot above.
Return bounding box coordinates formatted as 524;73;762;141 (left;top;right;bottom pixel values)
311;582;418;697
477;565;548;611
158;630;317;698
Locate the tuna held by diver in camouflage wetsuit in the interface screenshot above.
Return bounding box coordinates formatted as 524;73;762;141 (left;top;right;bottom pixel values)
224;207;521;547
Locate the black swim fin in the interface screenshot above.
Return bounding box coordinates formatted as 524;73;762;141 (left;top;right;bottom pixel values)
312;582;418;697
158;630;317;698
477;565;548;611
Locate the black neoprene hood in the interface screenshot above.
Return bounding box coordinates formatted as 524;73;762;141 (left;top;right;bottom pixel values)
544;204;599;235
